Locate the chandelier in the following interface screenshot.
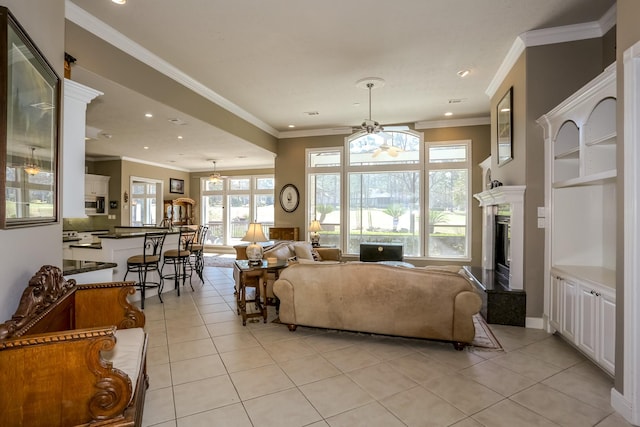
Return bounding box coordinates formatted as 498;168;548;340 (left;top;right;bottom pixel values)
208;160;222;183
24;147;41;175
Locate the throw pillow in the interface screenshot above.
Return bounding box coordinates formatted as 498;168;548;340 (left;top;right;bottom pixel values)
293;242;314;260
311;248;322;261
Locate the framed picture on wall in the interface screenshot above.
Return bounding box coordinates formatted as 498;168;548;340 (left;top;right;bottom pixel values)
497;87;513;166
169;178;184;194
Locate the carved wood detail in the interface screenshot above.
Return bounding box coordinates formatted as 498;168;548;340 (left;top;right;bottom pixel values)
0;265;76;339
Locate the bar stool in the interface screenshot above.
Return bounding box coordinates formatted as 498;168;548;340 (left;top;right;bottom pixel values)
124;231;167;309
161;228;196;296
191;225;209;282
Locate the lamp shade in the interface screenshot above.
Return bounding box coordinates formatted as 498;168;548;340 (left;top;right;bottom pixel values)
242;223;268;243
242;223;267;264
309;220;323;232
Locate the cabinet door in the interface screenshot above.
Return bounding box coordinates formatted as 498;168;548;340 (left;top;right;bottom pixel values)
561;279;577;341
577;283;598;360
598;290;616;375
549;275;562;331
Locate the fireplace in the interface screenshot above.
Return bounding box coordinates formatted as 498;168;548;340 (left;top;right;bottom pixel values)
466;186;526;326
494;205;511;286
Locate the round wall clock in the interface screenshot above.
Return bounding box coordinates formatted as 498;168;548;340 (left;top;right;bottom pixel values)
280;184;299;213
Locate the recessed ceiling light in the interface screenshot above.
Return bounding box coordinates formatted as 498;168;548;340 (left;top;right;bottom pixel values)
112;0;126;4
177;135;183;139
143;146;149;150
144;113;153;118
444;112;453;116
288;125;295;128
457;69;470;78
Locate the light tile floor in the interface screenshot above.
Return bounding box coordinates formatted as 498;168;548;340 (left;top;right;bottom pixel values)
138;265;632;427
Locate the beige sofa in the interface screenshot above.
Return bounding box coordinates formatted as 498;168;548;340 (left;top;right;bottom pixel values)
273;262;482;349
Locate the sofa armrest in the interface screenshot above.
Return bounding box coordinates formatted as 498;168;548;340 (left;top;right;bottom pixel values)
316;247;342;261
75;281;146;330
452;290;483;342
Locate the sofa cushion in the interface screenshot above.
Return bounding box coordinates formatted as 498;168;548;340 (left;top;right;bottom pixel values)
101;327;145;402
264;243;295;260
293;242;314;260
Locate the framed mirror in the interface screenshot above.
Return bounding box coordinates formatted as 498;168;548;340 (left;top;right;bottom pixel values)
497;87;513;166
0;7;60;228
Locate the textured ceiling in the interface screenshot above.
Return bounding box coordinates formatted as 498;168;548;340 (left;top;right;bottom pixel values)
65;0;615;171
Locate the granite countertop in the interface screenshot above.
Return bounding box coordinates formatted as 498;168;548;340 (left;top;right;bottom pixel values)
100;230;179;239
62;260;117;276
69;242;102;249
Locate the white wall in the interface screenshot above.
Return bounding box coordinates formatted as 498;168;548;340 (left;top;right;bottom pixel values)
0;1;65;321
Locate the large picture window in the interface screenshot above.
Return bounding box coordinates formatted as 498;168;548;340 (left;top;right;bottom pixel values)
306;132;471;260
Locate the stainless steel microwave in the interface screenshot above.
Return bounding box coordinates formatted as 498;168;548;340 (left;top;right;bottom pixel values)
85;196;106;215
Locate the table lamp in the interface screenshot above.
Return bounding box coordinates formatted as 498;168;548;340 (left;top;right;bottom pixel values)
242;222;268;265
309;219;323;247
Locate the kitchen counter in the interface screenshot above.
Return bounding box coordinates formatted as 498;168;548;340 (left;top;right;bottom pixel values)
69;242;102;249
63;260;117;276
100;230;178;239
62;259;118;284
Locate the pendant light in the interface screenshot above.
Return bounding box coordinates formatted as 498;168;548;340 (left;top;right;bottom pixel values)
24;147;41;176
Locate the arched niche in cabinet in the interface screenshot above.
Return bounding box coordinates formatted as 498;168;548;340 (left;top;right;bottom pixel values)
554;120;579;183
584;97;617;176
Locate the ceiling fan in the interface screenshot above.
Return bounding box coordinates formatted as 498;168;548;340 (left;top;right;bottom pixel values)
358;78;385;135
372;142;402;158
355;78;403;158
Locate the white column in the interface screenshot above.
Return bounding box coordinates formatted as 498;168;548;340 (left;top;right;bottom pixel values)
62;79;103;218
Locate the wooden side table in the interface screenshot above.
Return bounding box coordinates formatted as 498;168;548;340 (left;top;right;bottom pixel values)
234;260;267;325
233;260;288;325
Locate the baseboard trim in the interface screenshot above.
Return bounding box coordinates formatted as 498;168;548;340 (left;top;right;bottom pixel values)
611;388;638;425
525;317;544;329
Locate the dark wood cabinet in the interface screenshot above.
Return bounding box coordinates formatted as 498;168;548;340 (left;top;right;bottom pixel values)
163;198;195;226
268;227;299;241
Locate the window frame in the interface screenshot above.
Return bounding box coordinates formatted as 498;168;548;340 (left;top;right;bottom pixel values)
305;133;473;261
200;174;274;247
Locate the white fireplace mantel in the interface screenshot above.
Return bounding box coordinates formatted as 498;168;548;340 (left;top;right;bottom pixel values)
473;185;526;290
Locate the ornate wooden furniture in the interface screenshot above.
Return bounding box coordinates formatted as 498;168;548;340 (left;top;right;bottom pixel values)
268;226;299;241
163;197;195;226
0;265;148;426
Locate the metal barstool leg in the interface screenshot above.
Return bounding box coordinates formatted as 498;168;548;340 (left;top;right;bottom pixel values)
137;268;146;309
172;259;181;296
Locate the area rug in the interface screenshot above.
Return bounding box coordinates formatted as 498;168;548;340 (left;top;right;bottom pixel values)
272;313;503;351
471;313;503;350
203;254;236;268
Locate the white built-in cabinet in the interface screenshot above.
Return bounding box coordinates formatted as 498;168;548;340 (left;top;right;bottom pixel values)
538;63;616;376
85;174;109;197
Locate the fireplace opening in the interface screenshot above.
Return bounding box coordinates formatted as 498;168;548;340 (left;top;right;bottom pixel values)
495;204;511;286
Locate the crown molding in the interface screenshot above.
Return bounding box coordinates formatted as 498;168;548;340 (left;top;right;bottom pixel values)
278;127;353;139
414;117;490;130
486;4;617;99
65;0;278;138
